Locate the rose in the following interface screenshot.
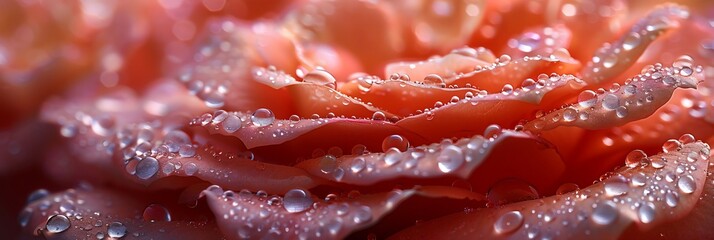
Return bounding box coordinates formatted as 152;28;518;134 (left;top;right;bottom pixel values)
4;0;714;239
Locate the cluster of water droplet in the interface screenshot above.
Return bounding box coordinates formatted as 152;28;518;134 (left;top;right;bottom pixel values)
489;135;709;238
204;185;389;239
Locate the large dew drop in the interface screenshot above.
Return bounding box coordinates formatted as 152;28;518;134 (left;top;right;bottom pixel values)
222;114;242;133
46;215;71;233
382;134;409;152
437;145;464;173
677;175;696;194
625;150;648;168
136;157;159;180
283;189;313;213
143;204;172;222
592;201;618;225
107;222;127;238
251;108;275;126
578;90;597;108
493;211;524;234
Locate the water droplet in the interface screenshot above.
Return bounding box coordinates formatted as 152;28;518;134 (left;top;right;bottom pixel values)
222;114;242;133
320;155;337;174
136;157;159;180
638;204;655;224
143;204;172;222
602;93;620;110
662;76;677;86
283;189;313;213
423;74;445;87
107;222;127;238
437;145;464;173
251;108;275;126
372;111;386;121
604;175;629;196
383;148;401;166
493;211;523;234
179;144;196;158
46;215;70;233
563;108;577;122
680;66;693;77
27;189;50;203
662;139;682;153
487;179;539;206
615;106;628;118
303;69;337;89
501;84;514;95
382;135;409;152
677;175;696;194
483;124;502;139
665;192;679;207
630;172;647;187
18;208;32;227
625;150;648;168
348;205;372;225
592;201;618;225
679;134;695;144
602;55;618;68
622;32;641;51
578;90;597;108
350;157;366;173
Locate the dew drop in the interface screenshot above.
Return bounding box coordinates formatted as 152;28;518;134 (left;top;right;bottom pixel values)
678;134;695;144
18;208;32;227
497;55;512;65
578;90;597;108
320;155;337;174
383;148;402;166
602;93;620;110
107;222;127;238
352;205;372;224
501;84;514;95
677;175;696;194
437;145;464;173
630;172;647;187
592;201;618;225
136;157;159;180
283;189;313;213
222;114;242;133
303;69;337;89
46;215;70;233
622;32;641;51
423;74;445;87
680;66;693;77
604;175;629;196
487;179;539;206
637;204;655;224
665;192;679;207
662;139;682;153
143;204;172;222
372;111;387;121
563;108;577;122
251;108;275;126
662;76;677;86
615;106;628;118
382;135;409;152
350;157;366;173
602;55;618;68
493;211;523;234
625;150;648;168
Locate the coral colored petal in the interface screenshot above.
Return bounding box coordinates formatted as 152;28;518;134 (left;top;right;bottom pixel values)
178;18;297;116
202;185;416;240
396;74;585;142
446;53;580;93
297;130;565;194
383;49;492;86
390;139;711;239
21;188;224;239
340;77;482;117
501;25;572;60
580;4;689;85
252;66;400;120
525;63;699;131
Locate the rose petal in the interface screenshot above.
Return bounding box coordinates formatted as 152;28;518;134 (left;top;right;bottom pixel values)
525;63;699;131
297;130;565;195
390;138;711;239
21;187;224;239
580;4;689;85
